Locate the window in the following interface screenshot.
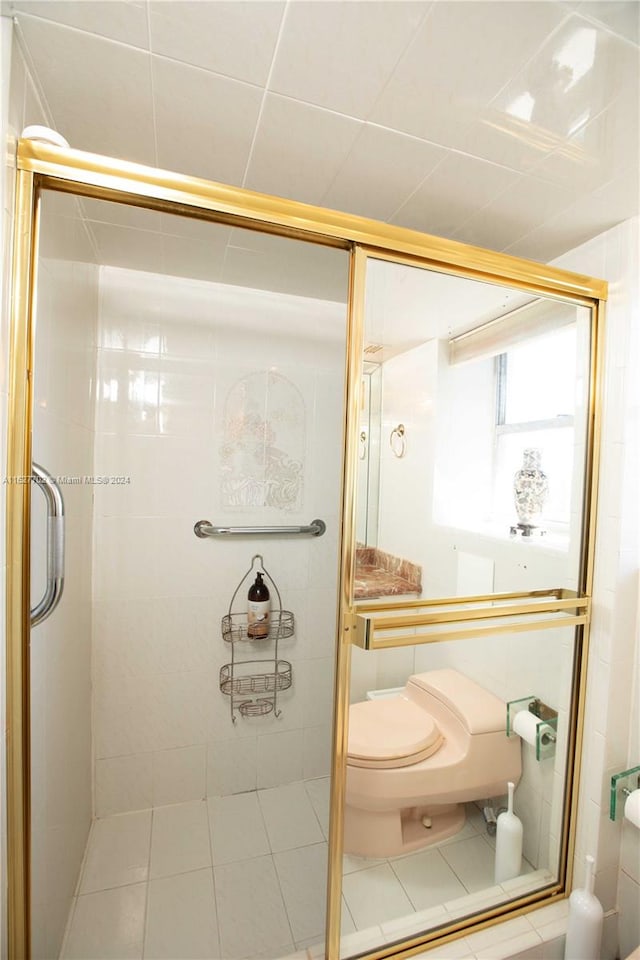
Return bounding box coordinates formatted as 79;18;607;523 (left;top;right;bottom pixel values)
493;324;577;530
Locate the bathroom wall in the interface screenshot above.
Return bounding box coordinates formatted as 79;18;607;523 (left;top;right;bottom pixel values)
91;263;346;816
553;216;640;959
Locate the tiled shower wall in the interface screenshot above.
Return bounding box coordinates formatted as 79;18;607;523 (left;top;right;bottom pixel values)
91;264;347;816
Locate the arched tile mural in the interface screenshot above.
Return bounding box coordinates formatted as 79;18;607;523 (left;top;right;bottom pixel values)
220;370;305;511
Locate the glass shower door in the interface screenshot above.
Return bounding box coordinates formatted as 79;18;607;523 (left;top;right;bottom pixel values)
29;188;350;960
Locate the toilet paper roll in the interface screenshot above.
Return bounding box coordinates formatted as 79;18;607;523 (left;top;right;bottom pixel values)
512;710;554;747
624;789;640;829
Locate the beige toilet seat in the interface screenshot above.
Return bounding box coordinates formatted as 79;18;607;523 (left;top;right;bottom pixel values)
348;698;444;769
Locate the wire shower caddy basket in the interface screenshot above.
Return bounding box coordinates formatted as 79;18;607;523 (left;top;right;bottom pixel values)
219;554;294;721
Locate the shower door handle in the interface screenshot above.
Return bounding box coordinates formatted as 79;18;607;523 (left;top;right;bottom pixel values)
30;462;65;627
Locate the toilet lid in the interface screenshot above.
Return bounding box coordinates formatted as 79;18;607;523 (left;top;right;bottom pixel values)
348;698;442;766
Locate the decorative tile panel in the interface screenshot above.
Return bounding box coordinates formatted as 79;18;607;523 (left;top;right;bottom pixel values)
220;370;305;511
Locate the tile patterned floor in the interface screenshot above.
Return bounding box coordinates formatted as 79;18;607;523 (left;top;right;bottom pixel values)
60;780;540;960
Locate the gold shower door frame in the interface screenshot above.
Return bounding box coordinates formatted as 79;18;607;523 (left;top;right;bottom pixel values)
6;140;606;959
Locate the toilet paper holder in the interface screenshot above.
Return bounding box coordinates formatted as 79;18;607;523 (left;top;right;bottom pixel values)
506;696;558;760
609;765;640;821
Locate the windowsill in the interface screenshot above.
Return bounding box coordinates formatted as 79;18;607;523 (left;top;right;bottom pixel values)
442;519;570;553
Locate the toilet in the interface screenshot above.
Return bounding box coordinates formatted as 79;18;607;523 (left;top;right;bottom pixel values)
345;669;521;858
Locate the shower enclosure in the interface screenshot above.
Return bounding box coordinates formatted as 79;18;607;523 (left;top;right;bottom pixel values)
6;138;606;960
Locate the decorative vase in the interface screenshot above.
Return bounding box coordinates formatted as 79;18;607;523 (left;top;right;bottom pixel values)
513;448;548;536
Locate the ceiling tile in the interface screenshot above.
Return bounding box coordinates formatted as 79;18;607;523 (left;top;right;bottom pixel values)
223;232;349;303
152;57;263;185
270;1;428;119
500;228;578;264
390;152;519;237
244;94;362;205
452;172;587;251
149;1;284;86
9;1;150;48
81;198;164;232
160;213;231;245
370;1;568;147
576;1;640;45
461;13;639;175
321;125;446;221
90;223;165;274
39;213;97;262
505;170;639;260
161;233;226;284
17;17;156;163
533;86;640;194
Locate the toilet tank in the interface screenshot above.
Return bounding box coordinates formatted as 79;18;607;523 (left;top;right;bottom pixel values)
406;669;508;735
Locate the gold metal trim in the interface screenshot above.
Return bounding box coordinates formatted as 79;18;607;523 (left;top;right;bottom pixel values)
351;591;589;648
6;169;39;960
17;139;607;301
326;248;367;959
356;611;588;650
355;586;584;613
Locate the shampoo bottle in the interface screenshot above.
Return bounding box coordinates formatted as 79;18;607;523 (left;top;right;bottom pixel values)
563;854;603;960
247;572;270;638
494;781;523;883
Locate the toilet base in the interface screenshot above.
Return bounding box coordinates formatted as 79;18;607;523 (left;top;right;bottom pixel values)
344;802;466;859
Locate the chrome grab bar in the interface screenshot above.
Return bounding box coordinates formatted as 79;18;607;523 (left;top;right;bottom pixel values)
30;462;65;627
194;518;326;539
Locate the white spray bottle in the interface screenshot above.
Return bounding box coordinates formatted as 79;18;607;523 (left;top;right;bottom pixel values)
494;781;523;883
564;854;603;960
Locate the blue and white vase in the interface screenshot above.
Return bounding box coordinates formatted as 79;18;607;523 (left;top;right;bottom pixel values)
513;448;548;535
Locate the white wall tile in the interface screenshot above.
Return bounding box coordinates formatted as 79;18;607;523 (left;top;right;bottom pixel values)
618;870;640;960
95;753;152;818
302;725;332;781
207;737;257;797
257;730;304;790
152;745;206;807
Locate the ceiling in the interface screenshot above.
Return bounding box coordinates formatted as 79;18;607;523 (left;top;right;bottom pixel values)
5;0;640;280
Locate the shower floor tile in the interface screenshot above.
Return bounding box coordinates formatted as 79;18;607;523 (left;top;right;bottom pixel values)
61;786;535;959
144;869;219;959
79;810;152;894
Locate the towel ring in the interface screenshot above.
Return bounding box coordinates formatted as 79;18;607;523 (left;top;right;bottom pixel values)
390;423;406;458
359;430;367;460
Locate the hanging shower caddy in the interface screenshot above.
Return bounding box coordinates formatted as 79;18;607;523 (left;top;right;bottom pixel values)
219;554;295;721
